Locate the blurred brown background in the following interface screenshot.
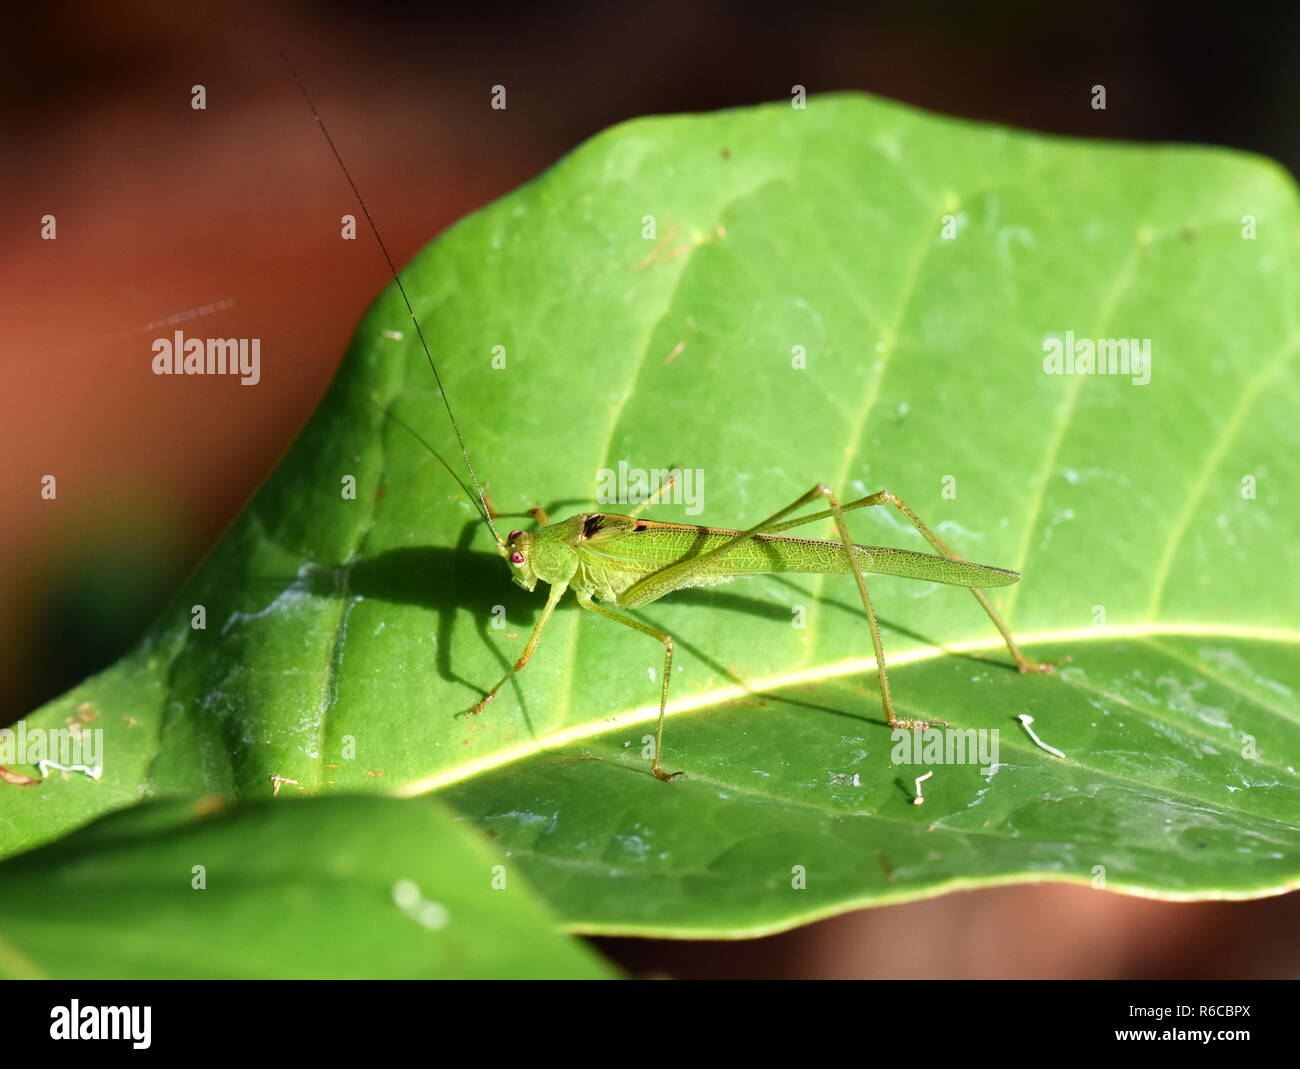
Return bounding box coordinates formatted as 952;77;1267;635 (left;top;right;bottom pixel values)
3;0;1297;979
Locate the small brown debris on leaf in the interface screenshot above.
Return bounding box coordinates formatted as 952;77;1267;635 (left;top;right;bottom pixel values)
876;851;896;883
635;224;682;268
192;796;230;818
270;775;300;796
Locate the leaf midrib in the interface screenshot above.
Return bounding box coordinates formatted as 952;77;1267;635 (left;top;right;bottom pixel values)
394;620;1300;797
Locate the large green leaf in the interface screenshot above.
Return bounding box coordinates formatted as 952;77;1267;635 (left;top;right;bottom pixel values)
4;93;1297;939
0;795;614;978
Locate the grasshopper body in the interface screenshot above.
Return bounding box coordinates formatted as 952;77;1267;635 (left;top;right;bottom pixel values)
482;484;1048;781
511;513;1018;598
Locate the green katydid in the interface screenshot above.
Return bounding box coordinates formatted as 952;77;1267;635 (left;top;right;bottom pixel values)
474;486;1053;781
283;55;1054;783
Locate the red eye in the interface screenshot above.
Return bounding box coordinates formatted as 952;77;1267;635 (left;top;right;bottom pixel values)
510;551;525;565
508;530;521;540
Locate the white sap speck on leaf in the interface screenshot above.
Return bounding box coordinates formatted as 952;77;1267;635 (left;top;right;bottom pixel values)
1214;511;1239;548
1155;674;1232;730
935;519;984;543
1039;508;1076;549
873;134;900;160
995;225;1036;265
220;563;322;635
1061;467;1132;487
482;810;555;830
1197;646;1295;704
392;879;450;931
615;834;650;860
38;760;101;780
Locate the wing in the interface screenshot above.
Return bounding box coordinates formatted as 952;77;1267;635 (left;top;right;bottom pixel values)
571;513;1018;605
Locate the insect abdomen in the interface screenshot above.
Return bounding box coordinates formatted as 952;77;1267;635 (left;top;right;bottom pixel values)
712;535;1019;589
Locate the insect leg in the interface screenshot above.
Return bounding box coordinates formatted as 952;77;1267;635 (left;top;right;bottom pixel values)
770;491;1052;674
813;485;940;731
483;492;550;528
575;594;681;782
620;483;837;606
466;581;568;715
620;484;937;732
628;466;681;518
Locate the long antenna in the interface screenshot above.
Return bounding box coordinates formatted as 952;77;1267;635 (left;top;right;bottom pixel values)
277;48;503;546
366;396;495;528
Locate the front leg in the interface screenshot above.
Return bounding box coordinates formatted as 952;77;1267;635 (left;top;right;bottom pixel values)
463;581;567;716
